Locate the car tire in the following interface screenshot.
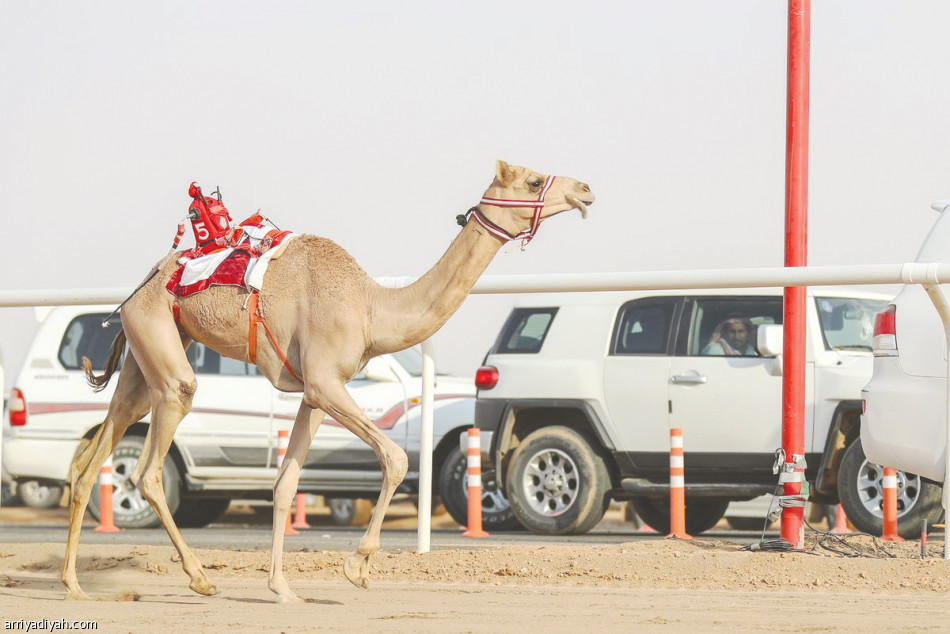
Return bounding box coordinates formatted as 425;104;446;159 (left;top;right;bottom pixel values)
88;435;182;529
631;497;729;535
2;481;22;507
174;498;232;528
726;515;774;532
327;497;373;527
838;438;943;540
18;480;64;509
439;445;522;531
505;426;611;535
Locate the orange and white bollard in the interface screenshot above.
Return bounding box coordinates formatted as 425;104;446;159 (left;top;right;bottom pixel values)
667;427;691;540
291;493;311;530
461;428;489;538
832;504;851;534
94;455;120;533
881;467;904;542
277;429;299;536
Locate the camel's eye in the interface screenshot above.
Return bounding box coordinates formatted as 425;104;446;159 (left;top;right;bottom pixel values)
529;179;542;190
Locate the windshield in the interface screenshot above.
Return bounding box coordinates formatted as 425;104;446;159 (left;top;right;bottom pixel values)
815;297;888;351
390;347;423;376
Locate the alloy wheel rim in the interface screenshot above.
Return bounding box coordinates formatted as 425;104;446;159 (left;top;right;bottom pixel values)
519;448;579;517
462;477;511;513
856;459;920;519
110;453;152;517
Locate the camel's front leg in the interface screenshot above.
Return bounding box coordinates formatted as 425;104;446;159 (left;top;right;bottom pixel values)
317;382;408;590
267;402;325;603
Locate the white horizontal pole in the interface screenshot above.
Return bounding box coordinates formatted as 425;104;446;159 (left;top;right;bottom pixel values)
388;262;950;296
2;264;950;308
0;287;132;307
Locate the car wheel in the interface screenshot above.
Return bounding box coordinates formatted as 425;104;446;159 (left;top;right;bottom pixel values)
505;426;611;535
439;445;522;530
88;435;182;529
631;497;729;535
2;481;22;507
327;498;373;526
838;438;943;539
174;498;232;528
18;480;64;509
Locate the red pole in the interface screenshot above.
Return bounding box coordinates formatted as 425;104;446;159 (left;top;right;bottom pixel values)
782;0;810;549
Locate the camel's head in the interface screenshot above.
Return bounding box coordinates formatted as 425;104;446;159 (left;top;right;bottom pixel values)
463;160;595;244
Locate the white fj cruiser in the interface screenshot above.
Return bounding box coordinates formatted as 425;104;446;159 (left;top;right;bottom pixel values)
472;287;935;538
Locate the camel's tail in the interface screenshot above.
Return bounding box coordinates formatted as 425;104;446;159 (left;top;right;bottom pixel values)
82;328;127;393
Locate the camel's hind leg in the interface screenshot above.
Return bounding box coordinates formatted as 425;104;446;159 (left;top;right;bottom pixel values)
124;329;217;596
62;351;150;599
267;400;325;603
306;380;408;590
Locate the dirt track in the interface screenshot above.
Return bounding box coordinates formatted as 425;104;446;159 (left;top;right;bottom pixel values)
3;534;950;633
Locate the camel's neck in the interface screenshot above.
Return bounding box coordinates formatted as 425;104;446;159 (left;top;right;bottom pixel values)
368;220;504;355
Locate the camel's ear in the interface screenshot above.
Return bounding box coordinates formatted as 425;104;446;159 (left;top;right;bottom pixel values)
495;160;515;186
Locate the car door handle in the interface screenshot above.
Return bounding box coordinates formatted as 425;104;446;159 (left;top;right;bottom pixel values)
670;374;707;385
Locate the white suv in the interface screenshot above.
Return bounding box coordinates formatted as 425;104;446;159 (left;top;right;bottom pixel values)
862;199;950;530
471;287;936;537
3;306;477;527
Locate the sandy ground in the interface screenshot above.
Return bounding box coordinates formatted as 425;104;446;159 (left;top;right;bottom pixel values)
3;531;950;633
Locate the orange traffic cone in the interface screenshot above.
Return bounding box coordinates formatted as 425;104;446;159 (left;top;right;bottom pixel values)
667;428;691;540
291;493;311;530
277;430;298;536
832;504;851;534
881;467;904;542
94;455;120;533
461;428;489;538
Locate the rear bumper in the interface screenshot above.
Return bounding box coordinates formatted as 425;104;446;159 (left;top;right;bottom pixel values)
473;398;508;467
2;436;80;482
457;429;494;465
861;357;946;482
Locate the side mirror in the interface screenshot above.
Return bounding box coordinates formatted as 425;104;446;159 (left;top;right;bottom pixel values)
757;324;783;376
757;324;783;357
362;357;399;383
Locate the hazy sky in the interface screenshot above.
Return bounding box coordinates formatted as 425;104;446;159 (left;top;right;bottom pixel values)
2;1;950;392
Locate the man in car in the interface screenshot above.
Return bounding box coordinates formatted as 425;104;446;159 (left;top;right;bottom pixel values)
702;317;758;356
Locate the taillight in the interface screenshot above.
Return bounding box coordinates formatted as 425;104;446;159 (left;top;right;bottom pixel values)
8;388;27;426
873;304;897;356
475;366;499;390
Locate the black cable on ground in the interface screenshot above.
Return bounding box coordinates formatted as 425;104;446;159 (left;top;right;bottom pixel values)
742;516;899;558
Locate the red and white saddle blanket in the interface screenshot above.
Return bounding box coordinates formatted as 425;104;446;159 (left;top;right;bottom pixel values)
167;220;295;299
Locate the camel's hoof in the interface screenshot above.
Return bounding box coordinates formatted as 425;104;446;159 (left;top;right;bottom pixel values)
268;578;305;604
64;588;90;601
275;592;306;604
189;579;220;596
342;553;370;590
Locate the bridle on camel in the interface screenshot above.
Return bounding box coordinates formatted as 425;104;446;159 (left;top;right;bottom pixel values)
456;175;556;248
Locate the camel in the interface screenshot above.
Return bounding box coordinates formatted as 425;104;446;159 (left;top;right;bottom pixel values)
61;160;595;603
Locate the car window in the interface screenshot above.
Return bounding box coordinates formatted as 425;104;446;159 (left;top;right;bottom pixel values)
688;298;783;356
612;300;677;355
58;314;123;371
187;344;260;376
815;297;888;351
391;347;423;376
492;308;558;354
